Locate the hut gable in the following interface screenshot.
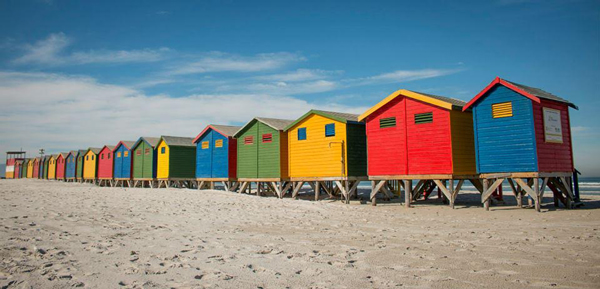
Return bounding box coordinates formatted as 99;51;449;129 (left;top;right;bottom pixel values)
194;125;241;179
466;77;576;173
83;148;101;179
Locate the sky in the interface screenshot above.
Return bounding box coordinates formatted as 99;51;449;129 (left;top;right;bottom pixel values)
0;0;599;176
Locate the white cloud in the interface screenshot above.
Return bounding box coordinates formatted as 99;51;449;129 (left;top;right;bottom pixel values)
244;80;338;95
13;33;169;66
348;69;462;86
0;71;365;162
168;52;306;75
254;69;342;82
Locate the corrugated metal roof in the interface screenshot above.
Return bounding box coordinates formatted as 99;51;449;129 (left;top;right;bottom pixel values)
103;145;115;151
255;117;294;130
211;125;242;137
60;152;68;158
313;110;361;122
78;149;87;156
161;136;195;147
410;91;467;108
121;141;136;149
88;148;102;154
503;79;577;108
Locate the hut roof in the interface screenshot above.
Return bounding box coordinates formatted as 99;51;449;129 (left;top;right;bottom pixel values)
113;141;136;151
463;77;578;111
160;136;195;147
87;148;102;155
101;145;115;152
59;152;68;158
359;89;466;121
234;117;294;137
284;110;362;131
78;149;87;156
193;124;242;143
132;137;161;149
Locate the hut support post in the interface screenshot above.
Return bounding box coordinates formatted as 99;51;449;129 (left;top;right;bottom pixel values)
292;181;304;199
403;180;412;208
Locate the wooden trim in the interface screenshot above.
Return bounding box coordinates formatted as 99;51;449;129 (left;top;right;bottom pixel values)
289;176;368;181
237;178;288;182
369;174;478;180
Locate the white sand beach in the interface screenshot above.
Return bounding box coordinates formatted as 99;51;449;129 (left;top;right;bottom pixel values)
1;179;599;288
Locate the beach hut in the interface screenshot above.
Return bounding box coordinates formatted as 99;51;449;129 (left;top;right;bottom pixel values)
233;117;294;197
113;141;135;187
32;158;39;178
65;151;78;181
193;125;240;190
42;156;49;179
83;148;101;182
156;136;196;188
97;145;115;186
56;153;67;180
131;137;160;187
75;149;87;181
27;159;34;178
284;110;367;202
22;159;30;178
14;160;23;179
462;77;578;211
48;154;58;180
358;89;478;207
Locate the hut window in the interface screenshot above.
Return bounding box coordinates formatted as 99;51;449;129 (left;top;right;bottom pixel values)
215;139;223;148
136;150;141;156
325;123;335;137
117;152;121;158
86;156;89;161
145;148;150;155
202;141;209;149
161;147;166;154
108;153;111;159
124;151;129;157
92;155;94;160
101;154;104;160
298;128;307;140
262;134;272;143
379;117;396;128
244;136;254;145
414;112;433;124
492;102;513;118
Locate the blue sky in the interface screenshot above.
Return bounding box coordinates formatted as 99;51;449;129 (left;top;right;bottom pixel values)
0;0;599;175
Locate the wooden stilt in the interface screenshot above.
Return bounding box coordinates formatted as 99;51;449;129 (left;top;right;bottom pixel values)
404;180;412;208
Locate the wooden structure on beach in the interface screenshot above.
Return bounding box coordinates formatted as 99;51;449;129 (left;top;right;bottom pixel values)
463;77;578;211
14;160;23;179
113;141;135;187
97;145;115;186
156;136;196;188
32;158;39;179
193;125;240;191
132;137;160;188
83;148;101;182
65;151;78;181
56;153;67;180
26;159;34;178
234;117;294;198
42;156;49;179
47;154;58;180
75;150;86;181
359;89;480;207
284;110;367;202
65;151;77;181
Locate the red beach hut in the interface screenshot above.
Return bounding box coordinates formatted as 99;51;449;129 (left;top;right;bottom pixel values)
55;153;67;180
97;145;115;185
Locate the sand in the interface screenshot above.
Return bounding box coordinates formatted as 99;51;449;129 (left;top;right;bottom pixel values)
1;179;599;289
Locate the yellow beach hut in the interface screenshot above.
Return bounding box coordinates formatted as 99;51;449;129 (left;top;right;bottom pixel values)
48;154;58;179
283;110;367;202
83;148;102;181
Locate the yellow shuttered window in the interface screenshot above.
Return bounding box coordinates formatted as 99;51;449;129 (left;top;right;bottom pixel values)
124;151;128;157
202;141;209;149
492;102;513;118
215;139;223;148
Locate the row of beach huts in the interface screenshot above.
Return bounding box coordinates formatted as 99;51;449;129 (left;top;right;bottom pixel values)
5;77;580;212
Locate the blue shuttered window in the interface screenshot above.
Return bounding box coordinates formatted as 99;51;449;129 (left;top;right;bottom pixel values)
298;128;307;140
325;123;335;137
